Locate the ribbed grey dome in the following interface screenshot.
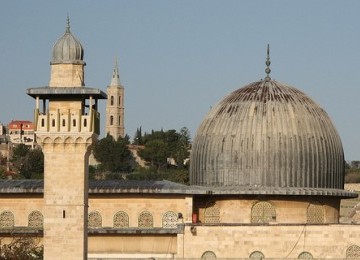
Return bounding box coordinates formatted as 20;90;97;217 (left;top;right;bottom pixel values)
51;23;84;64
190;80;344;191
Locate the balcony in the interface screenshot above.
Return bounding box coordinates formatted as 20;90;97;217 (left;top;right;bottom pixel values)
34;108;100;135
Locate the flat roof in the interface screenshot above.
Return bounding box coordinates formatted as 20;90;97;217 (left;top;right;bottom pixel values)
0;180;357;198
26;87;107;99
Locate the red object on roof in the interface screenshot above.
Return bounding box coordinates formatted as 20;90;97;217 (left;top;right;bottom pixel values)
8;120;34;130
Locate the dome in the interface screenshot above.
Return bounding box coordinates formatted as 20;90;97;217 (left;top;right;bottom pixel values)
190;79;345;192
51;19;84;64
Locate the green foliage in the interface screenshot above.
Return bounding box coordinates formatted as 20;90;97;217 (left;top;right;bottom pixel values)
138;140;168;169
137;127;191;170
128;167;189;185
92;134;134;173
0;154;6;166
0;237;43;260
0;167;6;179
10;144;44;179
133;127;144;145
345;160;360;183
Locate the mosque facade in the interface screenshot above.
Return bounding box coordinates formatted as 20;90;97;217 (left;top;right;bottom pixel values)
0;20;360;259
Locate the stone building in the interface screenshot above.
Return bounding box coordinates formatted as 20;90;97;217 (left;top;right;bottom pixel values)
106;61;125;140
0;20;360;259
26;17;106;259
7;120;35;147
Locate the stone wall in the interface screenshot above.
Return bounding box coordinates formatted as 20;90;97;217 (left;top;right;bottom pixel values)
178;224;360;259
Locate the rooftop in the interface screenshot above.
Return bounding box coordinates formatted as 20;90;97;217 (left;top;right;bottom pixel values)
0;180;356;198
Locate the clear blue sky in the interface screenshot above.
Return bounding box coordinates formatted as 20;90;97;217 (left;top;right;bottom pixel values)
0;1;359;161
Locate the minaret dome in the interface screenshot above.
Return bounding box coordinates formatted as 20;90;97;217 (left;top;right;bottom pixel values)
51;16;84;65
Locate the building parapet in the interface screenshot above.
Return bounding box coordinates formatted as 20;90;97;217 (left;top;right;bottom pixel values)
35;108;100;135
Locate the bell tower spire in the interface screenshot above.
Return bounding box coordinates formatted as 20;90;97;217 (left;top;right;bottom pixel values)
106;59;125;139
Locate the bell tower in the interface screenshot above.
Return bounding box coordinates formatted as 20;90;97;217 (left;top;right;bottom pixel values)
106;61;125;139
27;17;106;260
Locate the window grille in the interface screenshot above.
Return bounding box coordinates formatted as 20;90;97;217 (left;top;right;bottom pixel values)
251;201;276;223
346;245;360;259
88;211;102;228
204;201;220;224
113;211;129;228
307;201;324;224
298;251;313;259
28;210;43;228
0;211;14;228
201;251;216;258
138;211;153;228
249;251;265;259
162;211;177;228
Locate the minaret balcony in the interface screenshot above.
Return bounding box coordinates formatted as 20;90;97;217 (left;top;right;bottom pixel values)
35;109;100;135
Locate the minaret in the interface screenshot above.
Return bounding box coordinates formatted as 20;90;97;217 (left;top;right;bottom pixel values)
27;17;106;260
106;60;125;139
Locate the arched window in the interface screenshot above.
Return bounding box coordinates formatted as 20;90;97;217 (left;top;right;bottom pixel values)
41;118;45;127
113;211;129;228
88;211;102;228
62;119;66;127
118;116;121;125
307;201;324;224
110;96;114;106
162;211;177;228
0;211;14;228
28;211;43;228
138;211;153;228
110;116;114;126
346;245;360;259
201;251;217;258
52;119;55;127
83;118;87;127
251;201;276;223
204;201;220;224
249;251;265;259
72;119;76;127
298;251;313;259
118;96;121;106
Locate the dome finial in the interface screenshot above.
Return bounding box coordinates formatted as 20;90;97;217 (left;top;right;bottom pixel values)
110;57;121;86
265;44;271;82
66;14;70;33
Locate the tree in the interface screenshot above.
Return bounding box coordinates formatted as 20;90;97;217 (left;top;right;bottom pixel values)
138;139;168;169
0;237;43;260
128;167;189;184
133;127;144;145
174;127;191;169
10;144;44;179
345;160;360;183
92;134;134;173
137;127;191;170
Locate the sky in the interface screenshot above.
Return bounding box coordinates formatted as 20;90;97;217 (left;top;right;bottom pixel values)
0;1;359;161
